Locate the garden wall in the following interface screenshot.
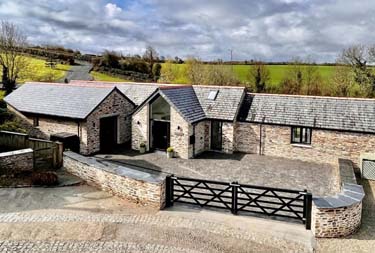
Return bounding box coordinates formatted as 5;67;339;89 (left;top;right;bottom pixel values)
0;131;63;169
0;148;34;175
312;159;364;238
63;151;166;209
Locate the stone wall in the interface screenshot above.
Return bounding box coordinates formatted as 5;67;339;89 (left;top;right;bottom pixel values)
194;120;209;156
312;201;362;238
170;107;193;159
222;122;234;154
312;159;364;238
8;90;134;156
131;105;150;151
86;90;135;154
0;148;34;175
27;117;88;154
63;151;166;209
235;122;375;167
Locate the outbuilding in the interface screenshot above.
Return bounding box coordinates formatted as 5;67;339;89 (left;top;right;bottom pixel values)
4;82;136;154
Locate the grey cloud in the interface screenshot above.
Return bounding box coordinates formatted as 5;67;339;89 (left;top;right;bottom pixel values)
0;0;374;62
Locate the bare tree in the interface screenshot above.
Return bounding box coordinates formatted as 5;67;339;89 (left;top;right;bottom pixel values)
338;45;375;93
280;59;304;95
159;60;177;83
303;57;324;95
369;45;375;63
185;58;205;85
0;21;29;94
143;46;158;74
248;61;270;92
202;64;239;86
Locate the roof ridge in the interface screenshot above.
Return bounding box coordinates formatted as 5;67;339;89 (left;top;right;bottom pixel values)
248;92;375;101
24;82;113;89
193;85;245;89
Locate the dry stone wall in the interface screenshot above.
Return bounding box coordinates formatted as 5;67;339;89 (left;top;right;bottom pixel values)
312;159;364;238
0;148;34;175
63;151;166;209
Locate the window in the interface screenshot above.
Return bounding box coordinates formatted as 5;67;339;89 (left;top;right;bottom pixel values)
291;127;312;145
207;90;218;100
33;117;39;127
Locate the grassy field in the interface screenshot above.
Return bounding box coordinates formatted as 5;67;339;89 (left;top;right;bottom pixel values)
91;71;130;82
234;65;335;85
163;63;336;85
0;56;70;84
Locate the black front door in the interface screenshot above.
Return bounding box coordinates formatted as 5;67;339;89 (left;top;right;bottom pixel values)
100;116;118;152
211;121;222;151
152;121;170;150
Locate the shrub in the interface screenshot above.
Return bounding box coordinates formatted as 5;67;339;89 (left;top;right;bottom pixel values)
140;142;146;148
167;147;174;153
31;172;58;186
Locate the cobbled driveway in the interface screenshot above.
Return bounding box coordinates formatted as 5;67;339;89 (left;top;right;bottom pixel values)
97;151;339;197
0;185;315;253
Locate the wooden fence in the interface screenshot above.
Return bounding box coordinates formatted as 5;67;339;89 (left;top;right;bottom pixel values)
0;131;63;169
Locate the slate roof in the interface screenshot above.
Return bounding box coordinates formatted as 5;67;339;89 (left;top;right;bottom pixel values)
193;86;245;121
68;80;159;106
239;93;375;133
160;87;206;123
116;84;158;106
4;83;118;119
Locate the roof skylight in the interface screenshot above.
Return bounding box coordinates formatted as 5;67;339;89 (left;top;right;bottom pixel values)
208;90;218;100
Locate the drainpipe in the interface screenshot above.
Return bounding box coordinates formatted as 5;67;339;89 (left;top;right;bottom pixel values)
259;123;262;155
77;122;80;138
259;117;266;156
192;124;196;158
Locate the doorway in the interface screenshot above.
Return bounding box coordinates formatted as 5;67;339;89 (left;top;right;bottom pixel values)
152;120;170;150
211;121;222;151
100;116;118;152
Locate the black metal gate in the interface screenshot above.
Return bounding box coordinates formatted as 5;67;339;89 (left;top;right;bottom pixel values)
165;175;312;230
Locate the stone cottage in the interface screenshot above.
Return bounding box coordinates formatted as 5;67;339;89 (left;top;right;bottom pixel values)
4;81;375;167
4;82;138;155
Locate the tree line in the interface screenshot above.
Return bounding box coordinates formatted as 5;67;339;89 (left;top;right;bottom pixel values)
1;20;375;98
159;45;375;98
91;46;162;82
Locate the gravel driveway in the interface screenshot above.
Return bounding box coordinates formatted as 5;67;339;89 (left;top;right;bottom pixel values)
0;185;315;253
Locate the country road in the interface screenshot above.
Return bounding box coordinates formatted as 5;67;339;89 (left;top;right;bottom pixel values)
59;61;93;82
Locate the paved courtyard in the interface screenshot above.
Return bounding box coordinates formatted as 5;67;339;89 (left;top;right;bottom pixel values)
96;151;339;197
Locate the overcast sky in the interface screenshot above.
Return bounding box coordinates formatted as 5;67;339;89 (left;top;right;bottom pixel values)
1;0;374;62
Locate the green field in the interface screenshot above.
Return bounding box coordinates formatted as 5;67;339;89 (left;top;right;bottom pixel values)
91;71;130;82
162;63;336;85
0;56;70;83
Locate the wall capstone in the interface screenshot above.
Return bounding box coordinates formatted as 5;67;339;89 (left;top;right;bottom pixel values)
63;151;166;209
0;148;34;175
312;159;364;238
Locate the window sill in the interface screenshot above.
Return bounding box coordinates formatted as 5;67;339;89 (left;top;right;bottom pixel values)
291;143;312;149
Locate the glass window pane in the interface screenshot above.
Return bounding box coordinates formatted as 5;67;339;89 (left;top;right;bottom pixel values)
292;127;301;143
305;128;311;144
151;96;170;121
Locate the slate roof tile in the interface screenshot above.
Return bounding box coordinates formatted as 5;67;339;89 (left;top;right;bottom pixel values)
239;93;375;133
4;83;116;119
